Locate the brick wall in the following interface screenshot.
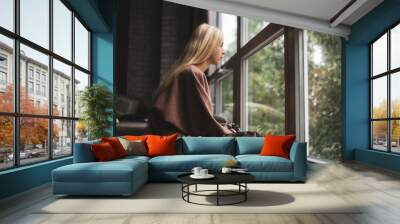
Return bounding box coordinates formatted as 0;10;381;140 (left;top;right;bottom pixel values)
116;0;207;111
124;0;162;108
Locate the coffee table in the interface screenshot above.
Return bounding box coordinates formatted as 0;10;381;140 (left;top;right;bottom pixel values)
177;172;255;206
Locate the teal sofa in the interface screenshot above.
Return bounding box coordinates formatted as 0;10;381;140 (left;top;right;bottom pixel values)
52;137;307;196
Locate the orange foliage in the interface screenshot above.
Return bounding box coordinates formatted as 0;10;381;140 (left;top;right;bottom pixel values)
372;99;400;141
0;84;59;149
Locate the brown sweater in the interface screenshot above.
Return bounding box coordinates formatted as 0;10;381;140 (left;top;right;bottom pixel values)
149;65;231;136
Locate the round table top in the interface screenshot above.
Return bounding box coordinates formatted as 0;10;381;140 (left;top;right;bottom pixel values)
177;172;255;185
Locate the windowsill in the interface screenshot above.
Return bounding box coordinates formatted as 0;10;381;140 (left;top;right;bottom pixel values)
357;148;400;156
0;156;72;176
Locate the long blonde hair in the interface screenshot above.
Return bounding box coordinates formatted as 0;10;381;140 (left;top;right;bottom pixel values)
159;23;223;91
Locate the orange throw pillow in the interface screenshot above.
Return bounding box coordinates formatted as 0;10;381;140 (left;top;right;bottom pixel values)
124;135;148;141
91;142;117;161
146;134;178;157
260;135;296;159
101;137;127;158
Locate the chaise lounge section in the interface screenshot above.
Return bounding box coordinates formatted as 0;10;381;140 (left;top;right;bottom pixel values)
52;136;307;196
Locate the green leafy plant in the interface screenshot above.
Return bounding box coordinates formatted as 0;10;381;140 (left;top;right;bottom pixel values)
79;84;113;140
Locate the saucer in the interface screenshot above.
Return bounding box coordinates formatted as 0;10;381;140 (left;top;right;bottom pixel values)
190;174;215;179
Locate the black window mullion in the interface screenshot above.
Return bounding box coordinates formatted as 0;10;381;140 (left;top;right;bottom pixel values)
71;10;76;153
13;0;20;167
48;0;54;160
387;30;391;152
370;45;373;149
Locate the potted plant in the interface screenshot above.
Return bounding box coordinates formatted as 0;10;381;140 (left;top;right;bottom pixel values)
79;84;113;140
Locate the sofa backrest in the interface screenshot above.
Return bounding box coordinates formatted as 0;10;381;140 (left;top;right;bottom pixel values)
235;137;264;155
73;139;101;163
177;137;236;155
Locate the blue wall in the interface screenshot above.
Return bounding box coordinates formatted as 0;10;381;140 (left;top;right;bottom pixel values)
343;0;400;171
0;0;116;200
91;0;117;135
0;158;72;199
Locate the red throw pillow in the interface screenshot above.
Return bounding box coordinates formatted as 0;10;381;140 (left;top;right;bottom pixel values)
146;134;178;157
124;135;148;141
101;137;127;158
260;135;296;159
91;142;118;161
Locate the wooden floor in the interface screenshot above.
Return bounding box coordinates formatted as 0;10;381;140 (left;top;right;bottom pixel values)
1;161;400;224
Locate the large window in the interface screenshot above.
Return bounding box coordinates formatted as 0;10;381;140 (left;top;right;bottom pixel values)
371;23;400;153
0;0;91;170
244;36;285;134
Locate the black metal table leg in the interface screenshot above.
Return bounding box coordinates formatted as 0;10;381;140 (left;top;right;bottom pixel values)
216;184;219;206
245;183;247;201
195;184;197;192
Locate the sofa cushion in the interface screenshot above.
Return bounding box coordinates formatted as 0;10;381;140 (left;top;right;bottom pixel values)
179;137;235;155
260;135;296;159
235;137;263;155
118;137;147;156
91;142;118;161
236;155;293;172
101;137;127;158
147;134;178;157
148;154;235;172
53;158;147;183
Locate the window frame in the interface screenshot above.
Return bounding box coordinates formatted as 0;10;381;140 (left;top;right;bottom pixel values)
369;20;400;154
209;14;286;131
0;0;92;171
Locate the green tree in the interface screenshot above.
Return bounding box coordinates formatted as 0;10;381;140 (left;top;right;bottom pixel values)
79;84;113;140
247;35;285;135
307;31;342;160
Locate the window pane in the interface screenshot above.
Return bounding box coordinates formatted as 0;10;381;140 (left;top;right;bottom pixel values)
392;72;400;118
372;33;387;76
307;31;342;160
391;24;400;70
0;34;14;112
392;120;400;153
53;119;72;158
219;13;237;64
242;17;269;46
53;59;72;117
75;120;88;143
209;81;216;113
20;44;49;115
20;0;49;49
372;76;387;119
0;0;14;31
372;121;387;151
0;116;13;170
20;117;49;165
246;35;284;134
74;69;89;118
75;18;89;70
219;74;233;122
53;0;72;60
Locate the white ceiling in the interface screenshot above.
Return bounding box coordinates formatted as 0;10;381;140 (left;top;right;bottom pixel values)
164;0;384;37
225;0;352;23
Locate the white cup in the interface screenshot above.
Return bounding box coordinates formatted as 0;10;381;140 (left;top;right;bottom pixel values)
200;169;208;176
191;167;202;176
221;167;232;174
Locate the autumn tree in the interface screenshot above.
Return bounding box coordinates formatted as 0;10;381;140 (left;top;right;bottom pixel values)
0;84;59;154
